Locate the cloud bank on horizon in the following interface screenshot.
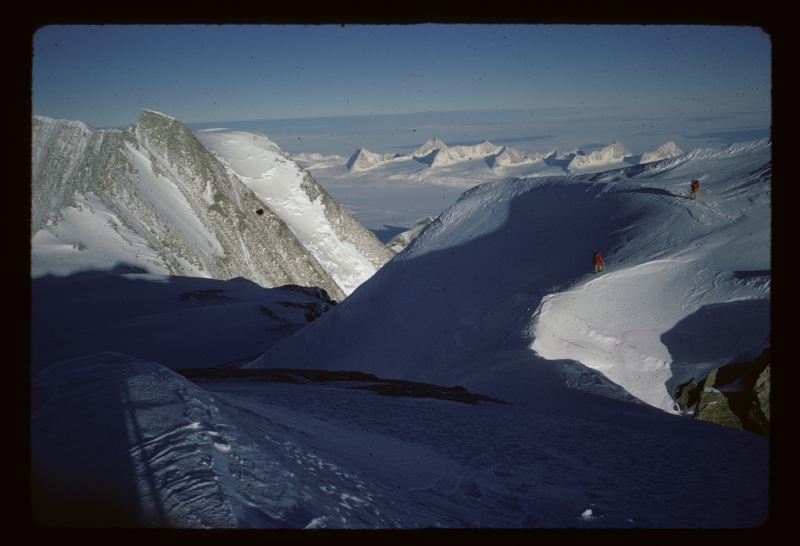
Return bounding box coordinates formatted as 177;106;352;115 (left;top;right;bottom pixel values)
33;24;770;156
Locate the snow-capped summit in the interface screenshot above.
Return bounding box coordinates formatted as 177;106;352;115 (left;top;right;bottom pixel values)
32;110;393;298
568;141;633;172
640;141;684;164
544;148;583;162
412;137;448;157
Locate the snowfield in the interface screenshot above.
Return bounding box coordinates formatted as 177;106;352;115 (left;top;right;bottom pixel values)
31;136;771;528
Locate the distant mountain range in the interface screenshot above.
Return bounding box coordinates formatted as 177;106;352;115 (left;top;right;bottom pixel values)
32;110;394;299
308;138;683;173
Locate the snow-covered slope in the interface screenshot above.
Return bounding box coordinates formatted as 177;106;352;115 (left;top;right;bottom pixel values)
249;139;771;414
196;129;394;295
31;111;391;299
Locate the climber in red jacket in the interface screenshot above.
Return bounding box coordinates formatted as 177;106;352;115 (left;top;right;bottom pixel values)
690;179;700;200
593;250;604;274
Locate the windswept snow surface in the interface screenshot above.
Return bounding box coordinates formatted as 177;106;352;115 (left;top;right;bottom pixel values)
31;139;771;529
33;351;769;528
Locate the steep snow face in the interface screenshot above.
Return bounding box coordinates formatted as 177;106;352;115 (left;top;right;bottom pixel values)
249;139;770;414
640;141;684;164
30;111;369;300
196;129;394;295
568;141;633;172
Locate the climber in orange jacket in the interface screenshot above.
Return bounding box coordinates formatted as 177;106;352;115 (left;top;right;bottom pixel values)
593;250;604;274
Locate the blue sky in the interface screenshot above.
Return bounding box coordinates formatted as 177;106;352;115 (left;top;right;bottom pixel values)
33;24;771;156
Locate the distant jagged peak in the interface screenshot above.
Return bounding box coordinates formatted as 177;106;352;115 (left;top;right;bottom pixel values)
473;140;499;153
603;141;634;158
413;138;448;157
567;141;632;171
453;140;501;155
346;147;398;171
491;146;546;168
543;148;582;161
640;141;684;164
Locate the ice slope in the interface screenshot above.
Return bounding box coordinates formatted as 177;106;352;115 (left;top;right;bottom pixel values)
195;129;393;295
249;139;771;414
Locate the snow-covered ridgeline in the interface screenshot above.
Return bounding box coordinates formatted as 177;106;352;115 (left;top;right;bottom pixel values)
249;139;770;414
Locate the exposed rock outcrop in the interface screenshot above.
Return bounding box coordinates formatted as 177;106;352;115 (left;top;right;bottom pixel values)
674;348;770;436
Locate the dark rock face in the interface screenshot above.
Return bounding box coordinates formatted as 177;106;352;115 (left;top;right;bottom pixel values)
674;348;770;436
